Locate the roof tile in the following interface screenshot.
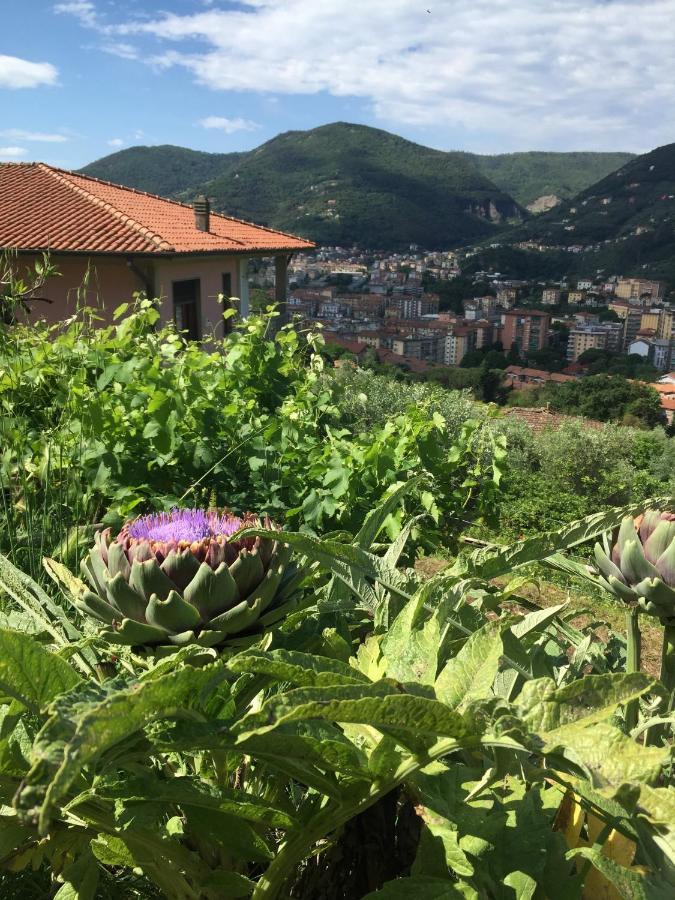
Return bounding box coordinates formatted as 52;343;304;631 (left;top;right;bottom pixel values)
0;162;314;255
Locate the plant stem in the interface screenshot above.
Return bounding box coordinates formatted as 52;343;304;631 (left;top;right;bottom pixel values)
624;608;641;731
659;624;675;706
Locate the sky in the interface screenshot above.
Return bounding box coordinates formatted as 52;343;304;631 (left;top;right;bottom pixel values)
1;0;675;168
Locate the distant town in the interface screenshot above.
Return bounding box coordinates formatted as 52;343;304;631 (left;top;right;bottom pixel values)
248;244;675;425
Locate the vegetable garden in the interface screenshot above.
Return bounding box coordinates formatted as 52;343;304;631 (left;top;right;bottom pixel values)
0;301;673;899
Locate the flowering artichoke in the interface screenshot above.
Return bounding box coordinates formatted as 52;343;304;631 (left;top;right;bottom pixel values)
594;510;675;625
77;508;295;648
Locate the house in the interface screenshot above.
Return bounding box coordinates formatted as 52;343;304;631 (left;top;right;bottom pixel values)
651;382;675;425
0;163;314;339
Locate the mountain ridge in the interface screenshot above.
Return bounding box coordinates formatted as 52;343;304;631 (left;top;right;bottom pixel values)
80;123;633;250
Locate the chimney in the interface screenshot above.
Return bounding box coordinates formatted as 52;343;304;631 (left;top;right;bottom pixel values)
193;195;210;232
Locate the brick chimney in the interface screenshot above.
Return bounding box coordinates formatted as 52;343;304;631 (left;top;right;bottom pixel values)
193;195;210;232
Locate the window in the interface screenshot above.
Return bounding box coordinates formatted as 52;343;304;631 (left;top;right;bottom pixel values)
173;278;201;341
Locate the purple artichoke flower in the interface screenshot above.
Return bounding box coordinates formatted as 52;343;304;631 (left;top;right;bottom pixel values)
77;508;294;649
594;509;675;625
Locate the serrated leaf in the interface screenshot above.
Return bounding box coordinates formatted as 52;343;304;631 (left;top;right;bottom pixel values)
236;681;473;744
568;847;672;900
227;649;369;687
381;595;440;685
516;673;656;734
435;620;504;711
0;629;81;714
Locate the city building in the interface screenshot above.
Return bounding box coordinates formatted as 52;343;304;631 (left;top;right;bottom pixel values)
444;326;477;366
502;309;551;353
541;288;561;305
615;278;665;302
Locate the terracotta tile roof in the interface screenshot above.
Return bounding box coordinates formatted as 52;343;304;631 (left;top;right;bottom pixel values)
503;407;604;433
0;162;314;256
651;383;675;394
661;397;675;411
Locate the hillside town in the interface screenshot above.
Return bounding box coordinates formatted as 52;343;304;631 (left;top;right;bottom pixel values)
250;246;675;423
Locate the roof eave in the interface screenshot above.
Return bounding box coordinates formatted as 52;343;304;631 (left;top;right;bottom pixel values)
5;243;315;259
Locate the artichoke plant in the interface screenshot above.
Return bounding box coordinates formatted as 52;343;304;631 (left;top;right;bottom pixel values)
594;508;675;715
76;508;295;650
594;509;675;626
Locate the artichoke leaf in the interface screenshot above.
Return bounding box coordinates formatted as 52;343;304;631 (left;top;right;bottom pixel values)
146;590;202;632
161;550;201;593
106;572;147;622
619;539;660;585
229;550;265;597
106;541;131;580
184;562;240;618
76;590;120;625
130;558;177;603
104;618;170;645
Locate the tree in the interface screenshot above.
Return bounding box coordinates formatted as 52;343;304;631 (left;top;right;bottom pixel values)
543;375;665;428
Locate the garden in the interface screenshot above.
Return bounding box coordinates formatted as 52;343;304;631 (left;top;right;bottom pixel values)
0;297;673;899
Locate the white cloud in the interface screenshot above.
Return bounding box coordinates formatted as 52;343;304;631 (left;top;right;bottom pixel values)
198;116;260;134
0;55;58;89
102;42;138;60
107;138;125;147
53;1;98;27
101;0;675;152
0;146;27;159
1;129;67;143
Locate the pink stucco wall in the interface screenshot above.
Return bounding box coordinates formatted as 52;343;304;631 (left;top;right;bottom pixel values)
20;253;144;325
18;252;243;337
153;255;241;341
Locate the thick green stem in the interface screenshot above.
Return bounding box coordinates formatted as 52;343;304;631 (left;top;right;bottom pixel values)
660;624;675;704
624;608;641;731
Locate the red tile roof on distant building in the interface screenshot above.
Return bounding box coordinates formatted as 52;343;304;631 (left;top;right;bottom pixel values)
503;407;604;432
0;162;315;256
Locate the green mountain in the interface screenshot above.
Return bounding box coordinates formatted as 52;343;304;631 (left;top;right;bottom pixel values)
81;123;522;249
470;143;675;289
464;151;635;208
80;145;242;197
80;124;636;249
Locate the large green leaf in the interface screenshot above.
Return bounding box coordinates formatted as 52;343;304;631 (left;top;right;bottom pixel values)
236;682;474;745
568;847;672;900
543;722;670;791
0;629;81;714
516;673;656;734
0;554;85;648
227;649;369;687
435;620;504;711
381;594;440;686
18;660;229;833
85;774;298;829
355;477;422;549
454;499;675;581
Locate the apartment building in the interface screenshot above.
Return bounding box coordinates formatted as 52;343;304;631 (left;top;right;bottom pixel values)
541;288;561;305
502;309;551;353
444;326;477;366
615;278;665;302
567;290;587;305
566;323;623;362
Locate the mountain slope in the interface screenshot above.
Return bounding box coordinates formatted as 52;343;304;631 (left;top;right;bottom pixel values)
80;145;243;197
465;151;634;207
81;123;522;248
472;143;675;289
189;123;522;248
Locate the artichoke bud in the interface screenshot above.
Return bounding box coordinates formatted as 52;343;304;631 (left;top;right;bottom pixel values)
594;509;675;625
77;508;295;651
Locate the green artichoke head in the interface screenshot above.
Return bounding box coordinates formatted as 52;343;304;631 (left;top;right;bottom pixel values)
77;508;296;650
594;509;675;625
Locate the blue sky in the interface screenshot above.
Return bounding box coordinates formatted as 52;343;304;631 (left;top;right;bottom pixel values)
2;1;674;168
